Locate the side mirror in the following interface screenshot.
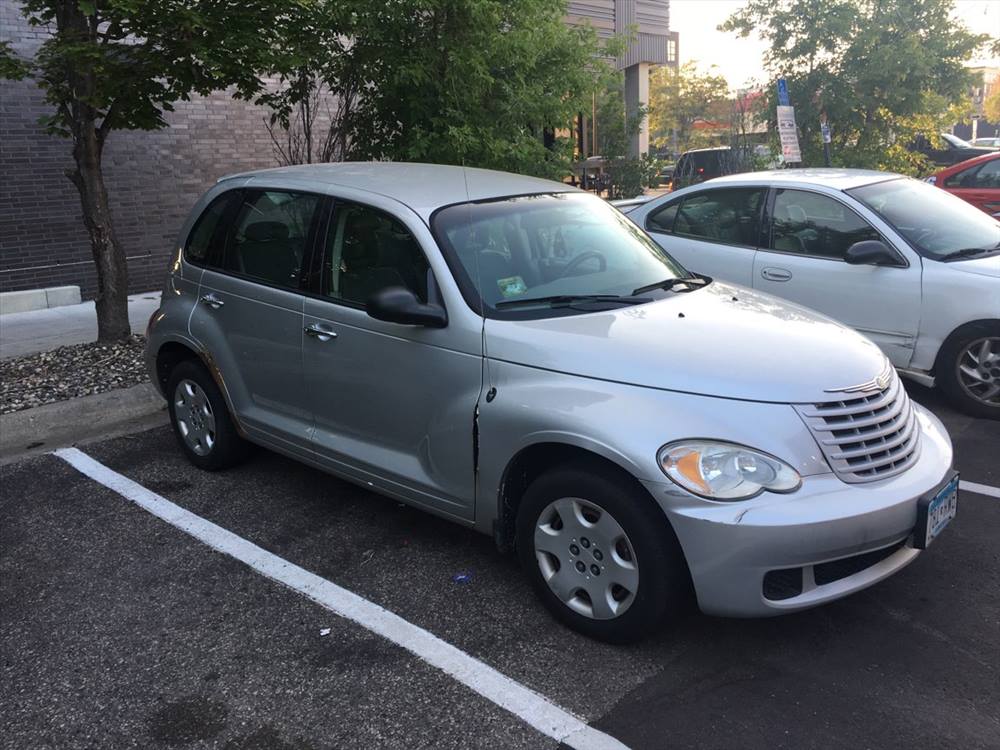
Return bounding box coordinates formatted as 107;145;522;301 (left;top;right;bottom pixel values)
367;286;447;328
845;240;900;267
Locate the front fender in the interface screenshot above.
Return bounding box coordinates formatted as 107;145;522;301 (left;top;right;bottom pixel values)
474;359;832;534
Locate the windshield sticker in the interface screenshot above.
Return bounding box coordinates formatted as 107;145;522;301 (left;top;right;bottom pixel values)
497;276;528;298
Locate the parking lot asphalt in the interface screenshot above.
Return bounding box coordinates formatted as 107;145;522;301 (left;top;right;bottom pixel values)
2;384;998;750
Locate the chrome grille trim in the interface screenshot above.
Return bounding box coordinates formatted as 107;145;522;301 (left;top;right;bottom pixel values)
795;371;922;483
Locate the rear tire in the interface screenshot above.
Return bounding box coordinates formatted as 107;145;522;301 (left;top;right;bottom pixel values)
166;360;250;470
936;322;1000;420
516;462;692;643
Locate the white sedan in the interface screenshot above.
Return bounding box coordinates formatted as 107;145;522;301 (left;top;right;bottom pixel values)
625;169;1000;418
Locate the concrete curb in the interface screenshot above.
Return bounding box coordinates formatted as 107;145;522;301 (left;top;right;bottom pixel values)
0;285;81;315
0;382;167;461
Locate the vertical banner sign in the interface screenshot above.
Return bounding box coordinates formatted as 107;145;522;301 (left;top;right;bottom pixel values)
776;79;800;163
777;105;802;163
777;78;790;107
821;121;832;143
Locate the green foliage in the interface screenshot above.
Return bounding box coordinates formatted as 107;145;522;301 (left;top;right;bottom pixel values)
647;62;729;154
589;75;659;198
262;0;616;179
0;41;30;79
721;0;991;174
12;0;296;140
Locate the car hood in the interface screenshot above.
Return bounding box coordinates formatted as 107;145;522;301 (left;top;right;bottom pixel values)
484;282;888;404
947;254;1000;278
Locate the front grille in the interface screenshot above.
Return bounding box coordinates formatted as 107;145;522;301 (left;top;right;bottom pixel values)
763;540;908;601
813;540;907;585
795;369;921;483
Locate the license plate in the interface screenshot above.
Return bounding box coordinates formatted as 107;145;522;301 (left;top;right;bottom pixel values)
915;473;959;549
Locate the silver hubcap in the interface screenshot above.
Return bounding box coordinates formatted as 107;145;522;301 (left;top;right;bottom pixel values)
534;497;638;620
957;336;1000;406
173;379;216;456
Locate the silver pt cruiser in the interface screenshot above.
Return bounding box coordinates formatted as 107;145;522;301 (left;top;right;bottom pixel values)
146;163;958;642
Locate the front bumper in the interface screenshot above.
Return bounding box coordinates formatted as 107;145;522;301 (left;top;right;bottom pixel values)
641;404;954;617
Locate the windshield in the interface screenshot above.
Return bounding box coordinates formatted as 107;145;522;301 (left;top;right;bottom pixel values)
848;178;1000;260
941;133;971;149
432;192;691;317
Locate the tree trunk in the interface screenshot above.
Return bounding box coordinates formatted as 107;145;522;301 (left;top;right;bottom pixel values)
68;126;130;342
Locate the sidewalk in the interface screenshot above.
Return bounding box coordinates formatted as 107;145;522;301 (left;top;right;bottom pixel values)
0;291;161;360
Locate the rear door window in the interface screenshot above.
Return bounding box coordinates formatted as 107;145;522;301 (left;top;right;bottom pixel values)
672;188;764;246
222;190;322;289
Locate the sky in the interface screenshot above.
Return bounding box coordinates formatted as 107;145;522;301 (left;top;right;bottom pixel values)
670;0;1000;91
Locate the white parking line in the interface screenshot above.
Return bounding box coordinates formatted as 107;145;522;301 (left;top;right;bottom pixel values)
960;480;1000;500
54;447;628;750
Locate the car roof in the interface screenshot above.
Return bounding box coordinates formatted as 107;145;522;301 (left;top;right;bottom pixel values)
219;162;577;218
705;168;900;190
934;150;1000;176
680;147;730;154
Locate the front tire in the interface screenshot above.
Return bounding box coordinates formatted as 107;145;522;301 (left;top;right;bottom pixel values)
166;360;250;470
937;322;1000;420
516;462;692;643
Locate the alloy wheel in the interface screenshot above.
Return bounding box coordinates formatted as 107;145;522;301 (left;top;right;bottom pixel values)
956;336;1000;407
533;497;639;620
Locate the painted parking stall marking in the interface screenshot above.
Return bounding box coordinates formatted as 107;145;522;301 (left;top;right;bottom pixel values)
959;480;1000;500
54;447;629;750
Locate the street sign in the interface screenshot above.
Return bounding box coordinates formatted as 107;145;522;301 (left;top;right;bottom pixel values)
777;104;801;163
777;78;790;107
821;121;831;143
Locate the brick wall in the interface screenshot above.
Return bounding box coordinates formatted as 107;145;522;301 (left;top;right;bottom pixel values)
0;1;283;298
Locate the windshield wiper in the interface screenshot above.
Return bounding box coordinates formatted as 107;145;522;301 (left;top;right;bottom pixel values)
631;275;710;296
938;244;1000;262
495;294;648;309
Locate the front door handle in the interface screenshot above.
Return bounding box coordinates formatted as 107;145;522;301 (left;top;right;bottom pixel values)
200;293;224;309
761;267;792;282
304;322;337;342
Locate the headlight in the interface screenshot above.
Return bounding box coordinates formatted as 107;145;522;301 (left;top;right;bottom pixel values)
657;441;801;501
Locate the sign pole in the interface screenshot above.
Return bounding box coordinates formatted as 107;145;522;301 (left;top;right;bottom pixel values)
821;112;832;167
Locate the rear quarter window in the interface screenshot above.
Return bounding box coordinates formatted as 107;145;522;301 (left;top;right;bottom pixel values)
185;191;239;266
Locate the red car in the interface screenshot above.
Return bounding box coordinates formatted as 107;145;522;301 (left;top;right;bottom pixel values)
927;151;1000;218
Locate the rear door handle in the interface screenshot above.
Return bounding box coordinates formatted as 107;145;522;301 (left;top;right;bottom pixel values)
200;293;224;309
761;267;792;282
304;322;337;342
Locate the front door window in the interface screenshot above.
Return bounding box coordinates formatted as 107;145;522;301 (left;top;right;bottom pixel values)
323;202;431;305
770;189;880;259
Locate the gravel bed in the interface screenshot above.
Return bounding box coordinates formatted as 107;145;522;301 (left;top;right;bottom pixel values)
0;335;148;414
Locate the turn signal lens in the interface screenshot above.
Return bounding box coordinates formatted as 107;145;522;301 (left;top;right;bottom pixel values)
658;441;801;501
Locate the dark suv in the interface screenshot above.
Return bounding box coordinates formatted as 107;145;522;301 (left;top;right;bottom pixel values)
911;133;994;167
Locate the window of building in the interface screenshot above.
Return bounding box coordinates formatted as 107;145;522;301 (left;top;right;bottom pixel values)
667;34;678;64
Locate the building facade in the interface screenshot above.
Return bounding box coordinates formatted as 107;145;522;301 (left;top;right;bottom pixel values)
952;66;999;143
0;1;285;299
566;1;676;157
0;0;674;299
